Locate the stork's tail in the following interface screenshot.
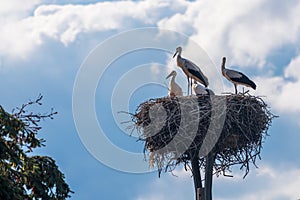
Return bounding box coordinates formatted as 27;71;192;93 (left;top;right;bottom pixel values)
249;79;256;90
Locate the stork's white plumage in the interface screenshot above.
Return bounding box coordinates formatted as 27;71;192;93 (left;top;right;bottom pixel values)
173;46;209;95
166;70;183;97
192;80;215;96
221;57;256;94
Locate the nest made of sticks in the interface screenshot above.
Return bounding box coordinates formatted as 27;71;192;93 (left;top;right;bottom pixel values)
132;94;276;177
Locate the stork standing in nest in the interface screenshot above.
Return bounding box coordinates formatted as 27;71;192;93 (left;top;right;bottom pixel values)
166;70;183;97
221;57;256;94
173;46;209;95
192;80;215;96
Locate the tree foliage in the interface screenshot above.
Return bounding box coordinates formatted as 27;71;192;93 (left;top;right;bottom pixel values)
0;95;73;199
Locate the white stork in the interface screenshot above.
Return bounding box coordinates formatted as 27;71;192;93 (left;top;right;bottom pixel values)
192;80;215;96
166;70;183;97
173;46;209;95
221;57;256;94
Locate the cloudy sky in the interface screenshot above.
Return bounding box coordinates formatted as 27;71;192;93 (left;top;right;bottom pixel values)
1;0;300;199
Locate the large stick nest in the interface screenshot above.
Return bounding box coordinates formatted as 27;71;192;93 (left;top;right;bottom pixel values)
132;94;276;177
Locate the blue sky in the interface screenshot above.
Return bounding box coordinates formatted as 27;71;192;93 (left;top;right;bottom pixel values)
1;0;300;199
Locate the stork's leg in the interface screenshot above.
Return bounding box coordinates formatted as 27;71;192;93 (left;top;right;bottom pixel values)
190;79;193;95
187;76;190;95
234;84;237;94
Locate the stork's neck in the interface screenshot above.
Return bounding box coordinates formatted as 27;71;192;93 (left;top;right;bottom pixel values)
176;54;184;67
176;50;182;60
177;50;182;57
171;75;176;82
221;59;226;71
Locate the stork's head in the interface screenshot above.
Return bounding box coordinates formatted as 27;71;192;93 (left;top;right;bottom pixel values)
166;70;177;79
221;57;226;69
222;57;226;63
173;46;182;58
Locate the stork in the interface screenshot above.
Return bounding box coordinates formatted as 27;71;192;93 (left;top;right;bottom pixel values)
221;57;256;94
173;46;209;95
166;70;183;97
192;80;215;96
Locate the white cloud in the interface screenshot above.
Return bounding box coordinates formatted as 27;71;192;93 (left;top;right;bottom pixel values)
0;0;187;58
150;63;162;77
285;55;300;80
2;0;300;66
214;165;300;200
0;0;40;19
158;0;300;67
135;165;300;200
135;168;194;200
0;0;41;58
226;1;300;68
254;54;300;115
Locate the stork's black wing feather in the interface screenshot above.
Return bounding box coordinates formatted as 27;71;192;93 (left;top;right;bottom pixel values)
187;68;208;87
230;72;256;90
